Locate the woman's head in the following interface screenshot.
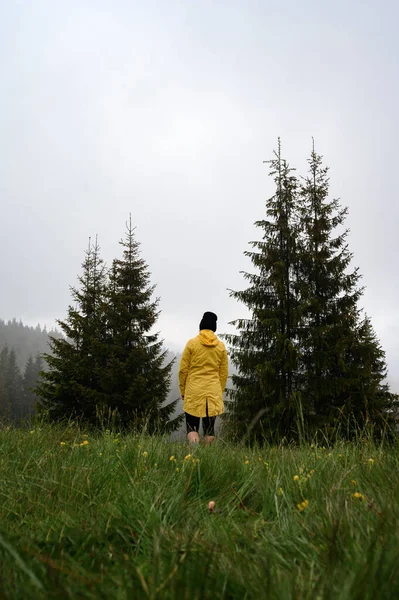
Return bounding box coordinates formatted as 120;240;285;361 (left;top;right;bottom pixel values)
199;312;217;332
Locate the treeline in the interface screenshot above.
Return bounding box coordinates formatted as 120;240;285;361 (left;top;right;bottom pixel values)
0;321;63;422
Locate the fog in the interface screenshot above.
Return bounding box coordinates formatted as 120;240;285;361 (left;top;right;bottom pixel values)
1;0;398;388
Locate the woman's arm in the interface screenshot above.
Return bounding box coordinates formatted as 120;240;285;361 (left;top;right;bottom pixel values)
178;342;192;398
219;346;228;393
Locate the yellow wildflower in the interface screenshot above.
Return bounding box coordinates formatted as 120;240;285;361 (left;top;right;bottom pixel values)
143;451;148;457
297;499;309;511
176;468;180;473
154;463;158;467
264;461;269;467
368;458;374;465
60;441;66;446
293;475;299;482
184;454;191;461
82;440;89;446
353;492;364;501
245;460;250;465
351;479;357;486
278;487;283;495
99;452;103;456
169;456;176;462
258;457;263;461
30;430;35;435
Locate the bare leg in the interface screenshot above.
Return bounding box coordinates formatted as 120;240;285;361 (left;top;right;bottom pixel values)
204;435;215;445
187;431;200;444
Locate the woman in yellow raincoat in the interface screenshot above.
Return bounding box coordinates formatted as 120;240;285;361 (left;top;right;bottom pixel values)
178;312;228;444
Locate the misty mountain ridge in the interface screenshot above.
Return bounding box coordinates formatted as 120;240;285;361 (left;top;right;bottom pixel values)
0;319;63;370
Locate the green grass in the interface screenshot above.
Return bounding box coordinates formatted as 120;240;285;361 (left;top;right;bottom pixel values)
0;425;398;599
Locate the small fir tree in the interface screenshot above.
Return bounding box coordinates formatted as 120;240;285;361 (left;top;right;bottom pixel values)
337;316;397;434
101;217;180;432
36;238;108;421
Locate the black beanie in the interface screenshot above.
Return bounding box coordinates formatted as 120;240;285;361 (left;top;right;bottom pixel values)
199;311;217;332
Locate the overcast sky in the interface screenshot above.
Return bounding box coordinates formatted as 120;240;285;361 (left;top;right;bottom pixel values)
1;1;398;385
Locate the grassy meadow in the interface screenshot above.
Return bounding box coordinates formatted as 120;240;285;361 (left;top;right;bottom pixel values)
0;424;398;599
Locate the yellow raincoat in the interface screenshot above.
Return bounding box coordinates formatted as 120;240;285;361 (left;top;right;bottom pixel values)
178;329;228;418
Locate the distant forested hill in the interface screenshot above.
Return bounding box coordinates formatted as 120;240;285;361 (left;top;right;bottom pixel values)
0;319;63;370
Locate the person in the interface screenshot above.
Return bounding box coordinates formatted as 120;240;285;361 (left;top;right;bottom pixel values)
178;311;228;444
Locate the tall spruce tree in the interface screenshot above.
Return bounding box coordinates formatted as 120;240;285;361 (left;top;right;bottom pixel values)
101;218;179;431
297;145;362;426
36;238;108;421
226;141;397;440
298;145;397;435
224;142;301;439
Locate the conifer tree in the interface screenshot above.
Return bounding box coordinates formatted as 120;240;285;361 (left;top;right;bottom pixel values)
101;218;180;431
297;145;362;425
226;141;397;440
0;346;11;420
23;353;43;417
8;348;23;420
224;142;301;439
297;145;397;434
36;238;108;421
0;347;23;421
343;316;397;432
22;355;35;413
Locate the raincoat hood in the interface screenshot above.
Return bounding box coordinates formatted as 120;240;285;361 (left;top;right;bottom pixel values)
199;329;219;347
